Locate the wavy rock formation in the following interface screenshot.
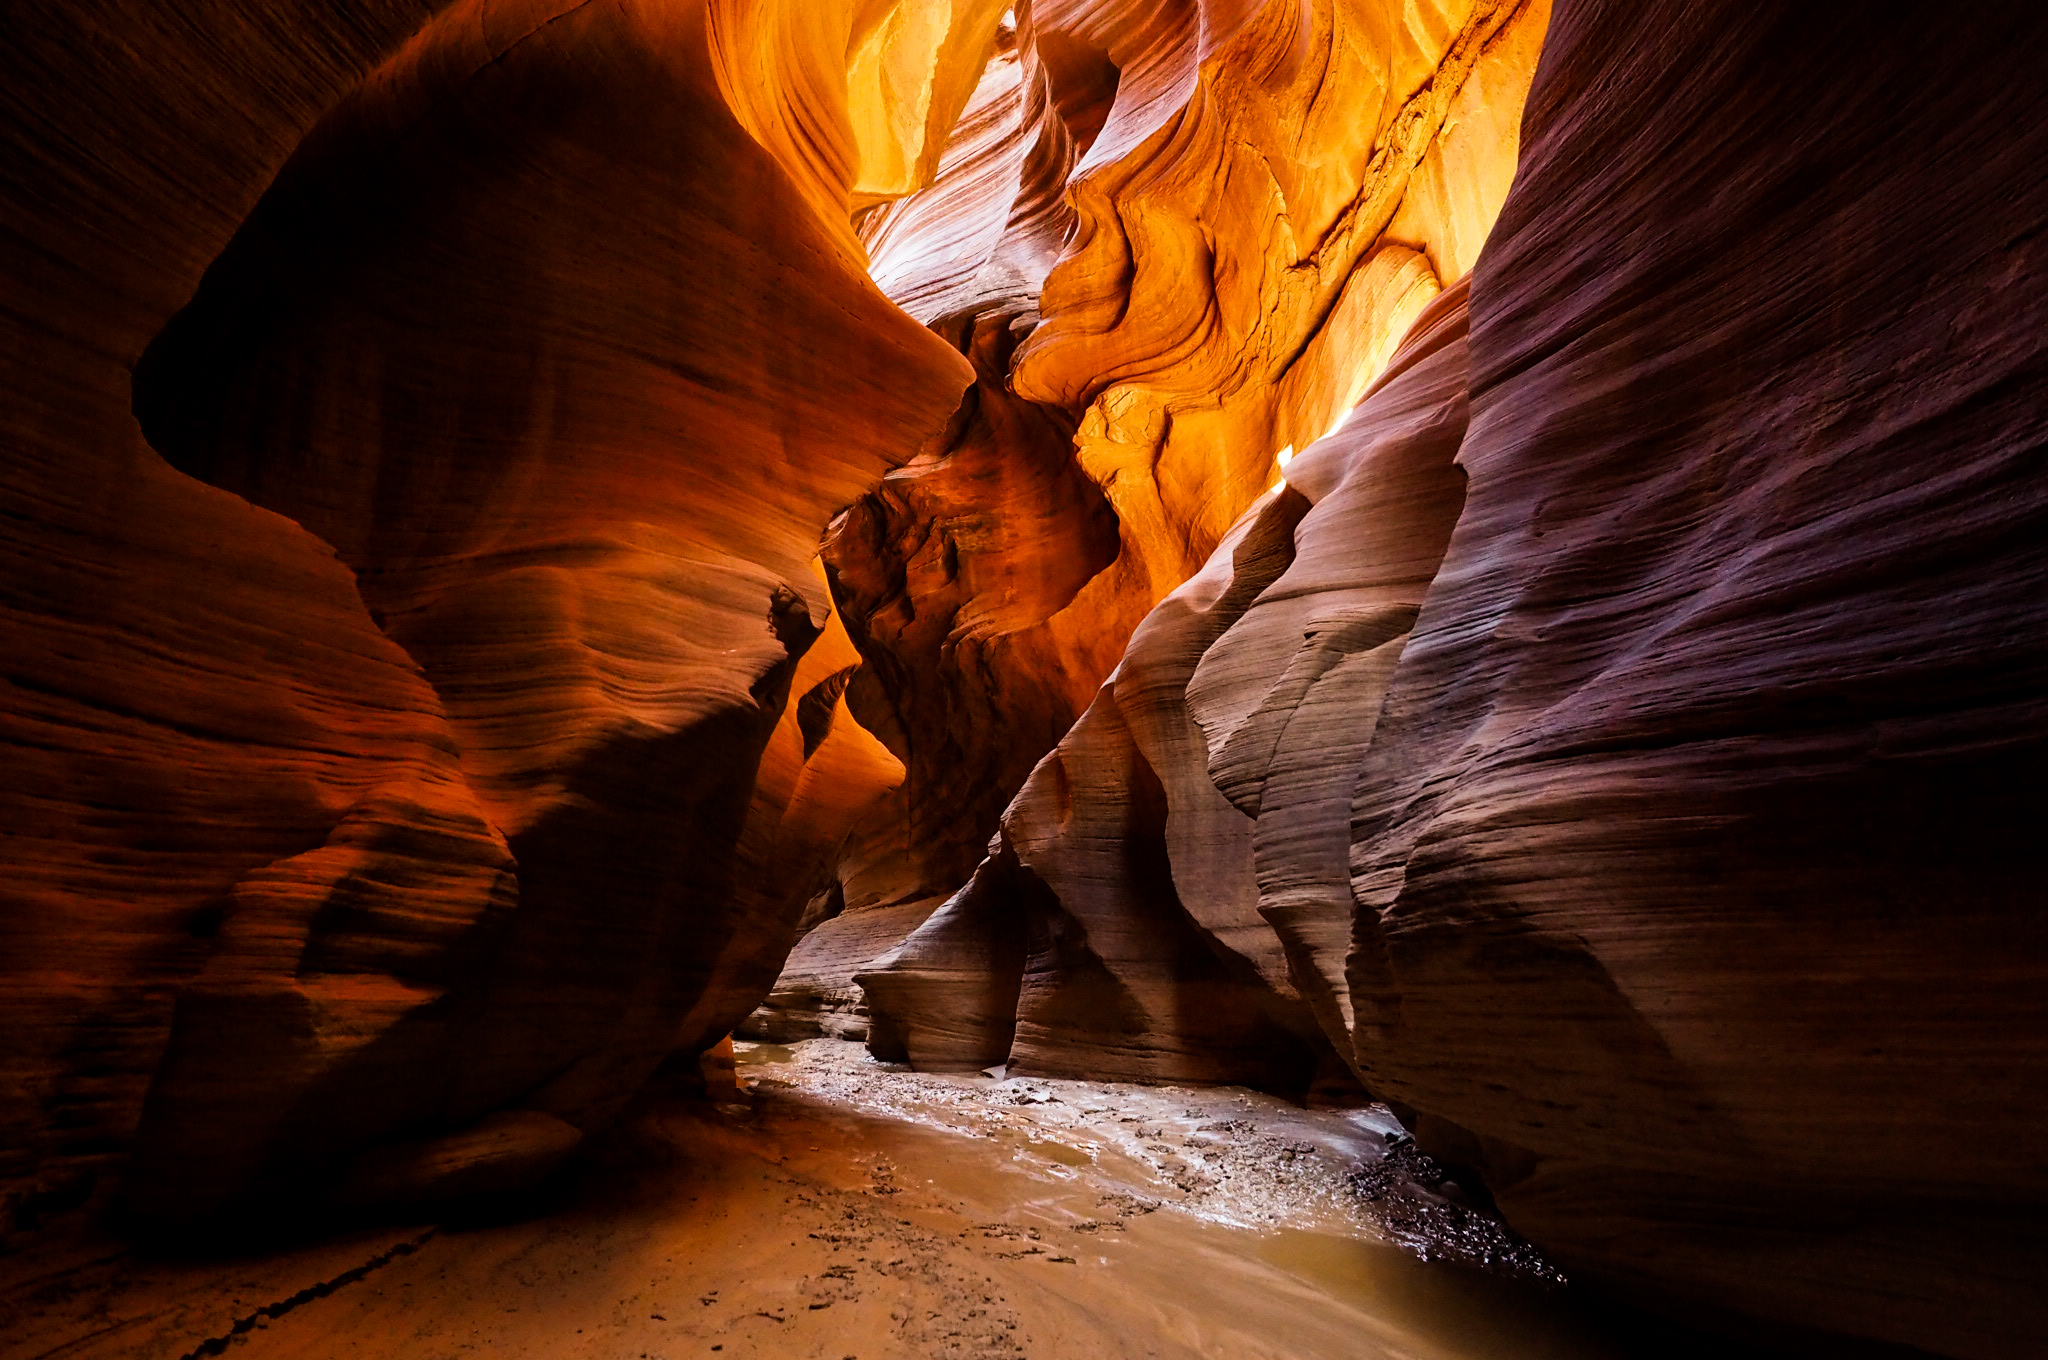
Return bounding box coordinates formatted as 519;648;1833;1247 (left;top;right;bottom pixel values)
7;0;988;1232
740;898;935;1044
861;488;1321;1084
826;0;1547;1048
862;16;1077;325
860;277;1472;1087
9;0;2044;1352
1015;0;1546;599
900;3;2047;1355
123;0;986;1227
1190;279;1472;1055
710;0;1011;216
672;597;908;1055
0;0;457;1247
1336;5;2048;1354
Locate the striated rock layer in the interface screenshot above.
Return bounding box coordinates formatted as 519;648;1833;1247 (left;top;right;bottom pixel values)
6;0;989;1233
1336;4;2048;1355
907;4;2048;1355
122;0;984;1227
11;0;2045;1351
864;487;1319;1083
1191;280;1473;1061
859;279;1472;1088
830;0;1548;1054
1;0;457;1247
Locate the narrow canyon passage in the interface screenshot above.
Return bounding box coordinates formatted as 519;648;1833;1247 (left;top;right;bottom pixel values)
4;0;2045;1357
5;1042;1669;1360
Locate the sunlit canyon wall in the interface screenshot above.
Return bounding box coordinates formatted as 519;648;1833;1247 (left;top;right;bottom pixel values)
798;0;1549;1085
2;2;2044;1358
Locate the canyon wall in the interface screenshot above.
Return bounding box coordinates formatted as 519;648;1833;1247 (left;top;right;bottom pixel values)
1;0;454;1247
5;1;2045;1353
823;0;1549;1057
1339;5;2048;1354
865;3;2048;1356
4;0;992;1233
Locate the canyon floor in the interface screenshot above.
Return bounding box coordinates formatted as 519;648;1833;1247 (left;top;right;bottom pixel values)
3;1040;1697;1360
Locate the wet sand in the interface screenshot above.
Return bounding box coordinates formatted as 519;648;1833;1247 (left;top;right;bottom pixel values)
3;1040;1662;1360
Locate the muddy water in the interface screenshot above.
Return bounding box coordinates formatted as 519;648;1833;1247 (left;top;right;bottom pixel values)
1;1040;1658;1360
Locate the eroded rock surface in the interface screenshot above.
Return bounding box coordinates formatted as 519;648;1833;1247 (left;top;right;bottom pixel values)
1337;6;2048;1354
8;1;2045;1354
125;0;986;1227
1191;279;1473;1057
873;5;2048;1357
830;0;1548;1051
8;0;987;1233
0;0;461;1247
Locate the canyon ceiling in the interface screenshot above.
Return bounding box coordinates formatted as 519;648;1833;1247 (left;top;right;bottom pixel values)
2;2;2044;1358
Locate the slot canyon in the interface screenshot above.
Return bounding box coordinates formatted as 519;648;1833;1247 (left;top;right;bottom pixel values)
2;0;2044;1356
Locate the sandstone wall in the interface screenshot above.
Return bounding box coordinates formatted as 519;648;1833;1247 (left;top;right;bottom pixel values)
5;0;985;1233
840;0;1549;1052
11;4;2044;1352
866;4;2048;1355
1;0;458;1246
1340;5;2048;1353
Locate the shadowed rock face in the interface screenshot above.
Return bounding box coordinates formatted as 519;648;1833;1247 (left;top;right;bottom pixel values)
858;280;1472;1088
1191;280;1474;1063
0;0;458;1248
1337;5;2048;1354
9;0;980;1233
862;486;1323;1085
0;0;1544;1230
866;3;2048;1356
823;306;1119;913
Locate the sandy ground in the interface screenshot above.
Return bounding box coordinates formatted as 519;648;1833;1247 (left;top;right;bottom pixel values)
2;1040;1659;1360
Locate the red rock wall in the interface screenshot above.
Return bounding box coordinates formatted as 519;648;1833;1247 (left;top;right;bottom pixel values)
4;0;979;1233
830;0;1547;1043
1338;4;2048;1353
854;3;2048;1351
861;486;1324;1084
0;0;460;1246
858;279;1473;1087
11;2;2044;1350
124;0;983;1227
1190;279;1473;1059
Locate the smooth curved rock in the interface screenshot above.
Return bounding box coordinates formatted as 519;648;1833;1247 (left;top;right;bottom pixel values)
17;3;2040;1351
674;595;908;1055
709;0;1010;216
861;280;1475;1091
862;17;1077;325
743;897;942;1044
8;0;984;1232
0;0;461;1247
816;0;1545;995
1342;5;2048;1354
1188;278;1472;1053
1015;0;1544;605
863;489;1334;1089
824;305;1121;912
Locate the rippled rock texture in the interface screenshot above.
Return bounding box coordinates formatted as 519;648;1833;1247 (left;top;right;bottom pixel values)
2;0;1552;1233
3;0;456;1247
845;0;1549;1075
8;0;2046;1354
860;4;2048;1357
6;0;995;1234
1338;6;2048;1355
